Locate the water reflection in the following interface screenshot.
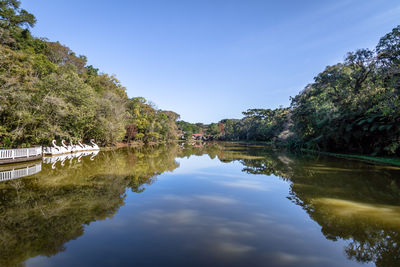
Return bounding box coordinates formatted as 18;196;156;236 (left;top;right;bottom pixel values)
0;161;42;182
170;142;400;266
216;143;400;267
0;151;100;184
42;151;100;169
0;145;180;266
0;142;399;266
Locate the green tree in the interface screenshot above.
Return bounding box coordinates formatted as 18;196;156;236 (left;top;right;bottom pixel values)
0;0;36;28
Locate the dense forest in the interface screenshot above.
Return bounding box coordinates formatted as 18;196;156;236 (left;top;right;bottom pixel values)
0;0;180;147
213;26;400;156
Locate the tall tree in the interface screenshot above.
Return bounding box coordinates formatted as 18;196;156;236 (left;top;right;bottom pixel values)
0;0;36;28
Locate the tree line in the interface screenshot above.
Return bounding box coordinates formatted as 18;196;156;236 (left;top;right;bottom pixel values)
2;1;400;155
212;25;400;156
0;0;180;147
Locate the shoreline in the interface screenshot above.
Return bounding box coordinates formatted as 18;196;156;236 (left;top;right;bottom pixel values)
301;149;400;167
102;140;400;167
101;140;181;150
216;140;400;167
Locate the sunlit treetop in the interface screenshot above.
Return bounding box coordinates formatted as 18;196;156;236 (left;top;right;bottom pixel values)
0;0;36;28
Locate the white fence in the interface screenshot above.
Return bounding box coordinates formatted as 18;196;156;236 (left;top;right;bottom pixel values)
0;163;42;182
0;147;42;160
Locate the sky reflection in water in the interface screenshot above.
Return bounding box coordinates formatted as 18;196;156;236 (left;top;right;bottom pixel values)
1;143;399;266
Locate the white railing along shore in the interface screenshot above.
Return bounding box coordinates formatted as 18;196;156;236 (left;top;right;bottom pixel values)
0;163;42;182
0;147;42;160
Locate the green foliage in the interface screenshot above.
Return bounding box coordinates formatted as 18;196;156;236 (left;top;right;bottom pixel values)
291;25;400;155
183;129;193;140
217;25;400;156
206;122;220;136
218;108;291;142
176;120;203;140
0;2;181;147
0;0;36;29
177;120;201;133
126;97;180;144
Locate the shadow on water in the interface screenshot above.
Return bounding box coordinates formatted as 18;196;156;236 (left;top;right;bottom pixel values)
0;142;399;266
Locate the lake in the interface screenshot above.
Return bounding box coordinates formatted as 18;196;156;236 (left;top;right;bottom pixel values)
0;142;399;267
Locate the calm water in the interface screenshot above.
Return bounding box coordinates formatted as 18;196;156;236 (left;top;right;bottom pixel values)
0;142;400;267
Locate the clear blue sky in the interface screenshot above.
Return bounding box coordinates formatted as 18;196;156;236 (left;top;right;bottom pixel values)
24;0;400;123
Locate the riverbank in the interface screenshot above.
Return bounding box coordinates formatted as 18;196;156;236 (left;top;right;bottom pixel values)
103;139;400;167
101;140;182;150
217;140;400;167
301;149;400;167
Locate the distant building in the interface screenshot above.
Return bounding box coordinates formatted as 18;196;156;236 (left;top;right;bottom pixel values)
192;133;203;140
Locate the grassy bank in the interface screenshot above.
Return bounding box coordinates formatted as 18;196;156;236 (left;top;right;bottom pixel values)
301;149;400;167
218;140;400;167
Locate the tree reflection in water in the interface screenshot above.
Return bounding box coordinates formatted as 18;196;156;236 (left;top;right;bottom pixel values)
0;145;181;267
0;142;399;266
217;143;400;267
